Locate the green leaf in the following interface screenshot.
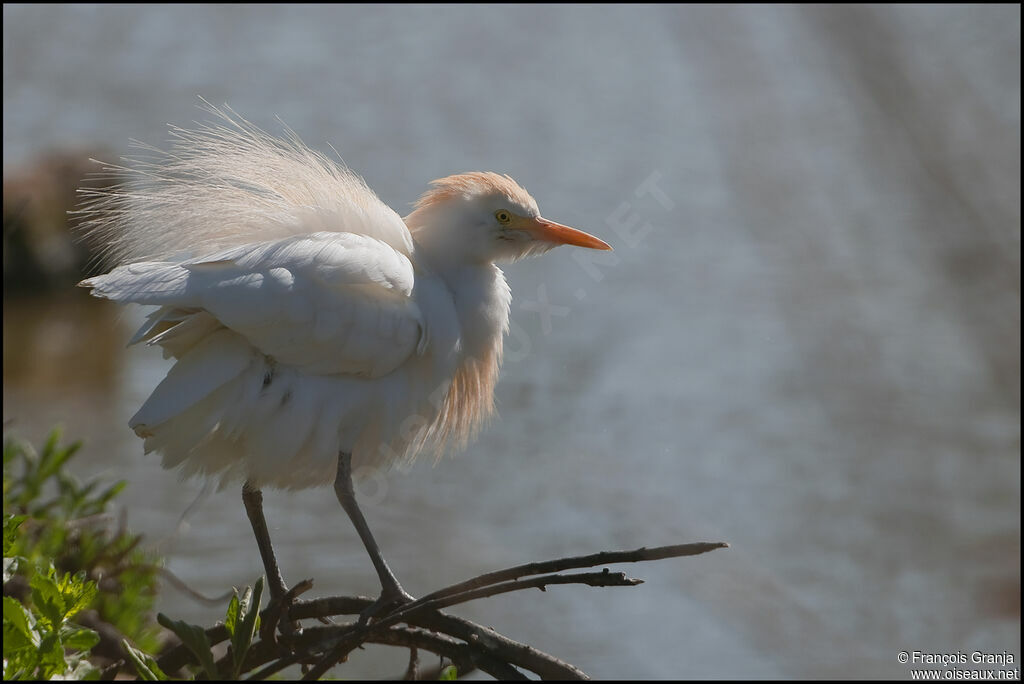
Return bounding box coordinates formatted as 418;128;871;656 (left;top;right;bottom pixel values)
439;664;459;680
229;576;264;678
3;658;31;682
61;624;101;651
65;657;102;680
158;612;219;680
122;639;169;681
3;514;27;556
56;570;97;620
30;568;66;629
36;631;67;679
3;596;35;641
224;594;240;638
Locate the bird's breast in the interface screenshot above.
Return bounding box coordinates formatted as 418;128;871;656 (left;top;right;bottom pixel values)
413;264;511;451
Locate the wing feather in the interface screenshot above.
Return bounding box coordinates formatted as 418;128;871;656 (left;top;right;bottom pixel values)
81;232;425;378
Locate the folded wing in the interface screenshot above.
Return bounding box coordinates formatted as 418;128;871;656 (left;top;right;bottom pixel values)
81;231;425;378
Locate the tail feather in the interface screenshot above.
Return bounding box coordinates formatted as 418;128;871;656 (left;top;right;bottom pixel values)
128;306;185;346
147;380;240;468
140;350;341;489
130;329;254;433
146;311;223;359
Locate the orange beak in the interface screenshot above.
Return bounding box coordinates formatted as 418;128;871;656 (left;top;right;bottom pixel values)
522;216;613;251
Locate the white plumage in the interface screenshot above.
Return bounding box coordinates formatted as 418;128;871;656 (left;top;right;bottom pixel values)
78;105;611;493
86;231;459;489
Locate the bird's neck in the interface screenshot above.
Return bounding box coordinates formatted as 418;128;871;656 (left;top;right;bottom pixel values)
435;261;512;364
411;237;503;352
418;257;511;447
410;222;513;374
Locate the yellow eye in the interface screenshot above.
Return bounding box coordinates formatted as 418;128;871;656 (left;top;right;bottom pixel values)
495;210;512;224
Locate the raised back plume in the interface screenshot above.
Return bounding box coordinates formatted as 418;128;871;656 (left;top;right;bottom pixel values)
75;101;413;267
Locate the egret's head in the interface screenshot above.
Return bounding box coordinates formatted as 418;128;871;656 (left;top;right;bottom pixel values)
405;172;611;264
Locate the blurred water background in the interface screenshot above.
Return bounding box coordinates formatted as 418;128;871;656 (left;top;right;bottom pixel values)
3;4;1020;679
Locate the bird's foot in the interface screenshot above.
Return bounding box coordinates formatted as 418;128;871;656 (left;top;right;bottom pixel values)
262;578;313;645
357;584;415;626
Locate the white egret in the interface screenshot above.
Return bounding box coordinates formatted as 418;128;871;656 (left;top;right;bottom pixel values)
77;106;611;623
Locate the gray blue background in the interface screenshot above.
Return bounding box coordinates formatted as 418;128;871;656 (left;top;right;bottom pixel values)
4;4;1020;678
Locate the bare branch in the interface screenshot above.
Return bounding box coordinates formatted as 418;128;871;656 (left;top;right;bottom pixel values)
411;611;588;681
300;571;639;680
289;596;586;680
151;541;727;681
300;544;728;680
214;622;515;680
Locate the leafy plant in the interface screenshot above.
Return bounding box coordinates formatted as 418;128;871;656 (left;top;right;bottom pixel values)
3;556;101;680
3;429;163;676
121;638;169;681
142;577;264;680
223;577;263;679
3;430;268;681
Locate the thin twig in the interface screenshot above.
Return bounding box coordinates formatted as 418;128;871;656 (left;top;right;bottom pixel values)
246;653;297;681
413;543;728;609
424;569;642;606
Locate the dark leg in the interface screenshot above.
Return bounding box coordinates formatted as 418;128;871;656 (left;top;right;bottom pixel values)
242;482;301;637
334;452;413;622
242;482;289;600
